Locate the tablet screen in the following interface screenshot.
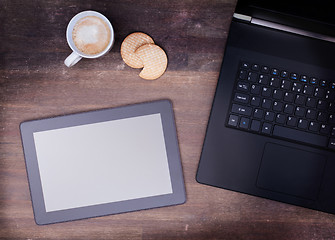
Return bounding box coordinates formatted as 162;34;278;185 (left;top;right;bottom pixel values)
33;113;173;212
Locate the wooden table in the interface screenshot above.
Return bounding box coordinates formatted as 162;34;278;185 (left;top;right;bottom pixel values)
1;0;335;239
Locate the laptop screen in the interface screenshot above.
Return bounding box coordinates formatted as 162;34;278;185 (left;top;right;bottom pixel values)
235;0;335;37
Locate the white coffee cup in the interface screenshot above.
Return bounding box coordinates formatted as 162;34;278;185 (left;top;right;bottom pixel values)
64;11;114;67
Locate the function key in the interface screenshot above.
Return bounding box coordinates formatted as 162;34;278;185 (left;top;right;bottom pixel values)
239;117;250;129
331;82;335;89
320;80;327;87
228;115;239;127
251;63;260;71
281;70;288;78
271;68;279;76
310;77;318;85
241;62;250;69
261;66;270;73
290;73;298;80
300;75;308;83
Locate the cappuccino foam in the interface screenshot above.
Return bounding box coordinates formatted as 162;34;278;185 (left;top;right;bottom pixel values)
72;16;111;55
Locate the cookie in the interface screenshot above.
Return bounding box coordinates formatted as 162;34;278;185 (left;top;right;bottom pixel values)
120;32;154;68
135;43;168;80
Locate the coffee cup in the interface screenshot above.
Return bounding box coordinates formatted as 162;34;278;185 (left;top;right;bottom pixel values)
64;11;114;67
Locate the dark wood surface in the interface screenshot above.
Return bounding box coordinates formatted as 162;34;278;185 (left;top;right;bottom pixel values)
1;0;335;239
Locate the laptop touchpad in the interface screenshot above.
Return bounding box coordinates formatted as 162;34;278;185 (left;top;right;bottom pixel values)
256;143;326;200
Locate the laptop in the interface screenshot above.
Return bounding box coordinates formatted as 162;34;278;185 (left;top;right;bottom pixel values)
197;0;335;214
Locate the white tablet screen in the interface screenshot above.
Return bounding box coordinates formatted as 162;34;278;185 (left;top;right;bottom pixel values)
33;113;173;212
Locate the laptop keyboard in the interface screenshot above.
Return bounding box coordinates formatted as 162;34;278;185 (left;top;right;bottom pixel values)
227;61;335;151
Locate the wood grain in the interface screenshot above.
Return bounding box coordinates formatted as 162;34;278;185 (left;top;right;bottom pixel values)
1;0;335;239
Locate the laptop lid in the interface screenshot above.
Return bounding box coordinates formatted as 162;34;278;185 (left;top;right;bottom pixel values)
234;0;335;42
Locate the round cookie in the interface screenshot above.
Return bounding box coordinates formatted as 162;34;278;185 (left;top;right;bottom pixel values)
121;32;154;68
135;44;168;80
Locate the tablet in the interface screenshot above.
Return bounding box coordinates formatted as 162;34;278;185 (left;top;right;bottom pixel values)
20;100;186;225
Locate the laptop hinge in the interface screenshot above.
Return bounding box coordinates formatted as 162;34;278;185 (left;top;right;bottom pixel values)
233;13;252;23
251;18;335;44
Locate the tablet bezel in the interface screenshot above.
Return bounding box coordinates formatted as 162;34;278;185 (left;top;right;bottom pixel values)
20;100;186;225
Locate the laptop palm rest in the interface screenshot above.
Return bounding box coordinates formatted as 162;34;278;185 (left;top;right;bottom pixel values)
256;143;327;200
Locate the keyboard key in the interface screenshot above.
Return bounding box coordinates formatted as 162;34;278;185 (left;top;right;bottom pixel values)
241;62;250;69
275;113;286;124
251;84;261;94
300;75;308;83
250;120;261;132
258;75;269;85
309;121;319;132
284;92;294;102
329;114;335;124
265;111;275;121
332;127;335;136
253;108;264;119
273;101;283;112
273;125;328;147
295;94;306;105
239;117;250;129
317;112;328;122
262;99;272;109
271;68;279;76
262;122;273;134
234;93;249;104
261;87;271;97
239;70;247;79
281;80;291;90
248;72;258;82
298;119;309;129
306;109;317;120
326;90;335;101
284;104;294;114
303;85;314;95
329;102;335;113
281;70;288;78
317;100;327;110
314;87;326;98
329;138;335;150
310;77;318;85
273;89;283;100
251;63;260;71
237;82;249;92
261;66;270;73
290;73;298;80
320;80;327;87
250;96;261;106
287;116;297;127
231;104;252;116
295;106;306;117
270;77;280;88
320;124;331;135
228;115;239;127
292;82;302;93
306;97;317;108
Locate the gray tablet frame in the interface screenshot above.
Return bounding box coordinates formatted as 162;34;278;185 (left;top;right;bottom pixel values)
20;100;186;225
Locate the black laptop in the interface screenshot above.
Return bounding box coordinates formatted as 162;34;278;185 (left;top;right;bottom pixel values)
197;0;335;214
